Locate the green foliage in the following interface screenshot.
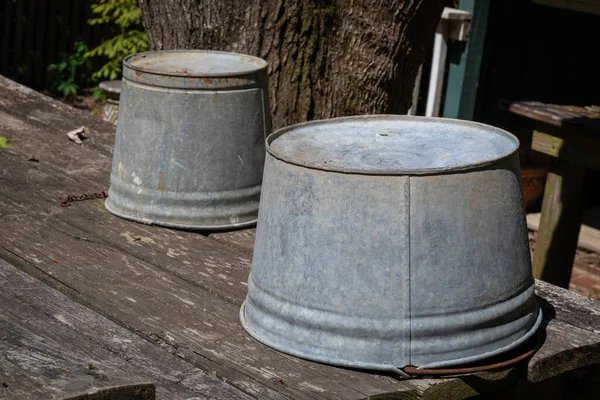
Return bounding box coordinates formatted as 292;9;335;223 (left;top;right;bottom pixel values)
91;86;107;101
0;136;7;149
86;0;148;81
47;41;93;98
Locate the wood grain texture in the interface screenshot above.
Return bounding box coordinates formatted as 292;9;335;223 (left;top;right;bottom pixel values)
535;279;600;334
532;125;600;172
0;75;432;399
528;318;600;383
501;100;600;128
0;259;250;400
2;75;600;399
532;160;586;287
209;229;257;256
532;280;600;383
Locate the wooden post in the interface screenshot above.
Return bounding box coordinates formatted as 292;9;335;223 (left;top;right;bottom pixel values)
533;160;586;288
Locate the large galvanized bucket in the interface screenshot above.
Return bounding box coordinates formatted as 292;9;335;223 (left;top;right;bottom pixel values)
241;115;542;372
105;50;270;230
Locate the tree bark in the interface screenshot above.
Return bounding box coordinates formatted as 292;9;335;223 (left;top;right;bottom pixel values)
138;0;444;129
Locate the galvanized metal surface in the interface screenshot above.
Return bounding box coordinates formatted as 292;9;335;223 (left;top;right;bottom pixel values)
99;80;121;100
99;80;121;125
105;50;270;230
267;116;520;174
241;115;541;372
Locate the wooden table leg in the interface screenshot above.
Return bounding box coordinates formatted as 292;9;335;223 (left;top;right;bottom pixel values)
532;160;586;288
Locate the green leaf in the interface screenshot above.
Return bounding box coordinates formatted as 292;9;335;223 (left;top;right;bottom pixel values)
84;0;147;81
91;87;107;101
0;136;7;149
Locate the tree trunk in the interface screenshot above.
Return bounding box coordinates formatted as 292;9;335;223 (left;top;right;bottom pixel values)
138;0;444;129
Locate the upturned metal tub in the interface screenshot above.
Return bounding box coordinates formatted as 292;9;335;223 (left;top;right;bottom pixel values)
240;115;541;372
105;50;270;230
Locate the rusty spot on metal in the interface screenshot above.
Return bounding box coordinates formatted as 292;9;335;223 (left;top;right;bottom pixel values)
135;70;143;78
158;172;165;192
401;343;537;377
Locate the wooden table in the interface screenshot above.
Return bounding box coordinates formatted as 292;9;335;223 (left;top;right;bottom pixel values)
1;77;600;399
502;101;600;289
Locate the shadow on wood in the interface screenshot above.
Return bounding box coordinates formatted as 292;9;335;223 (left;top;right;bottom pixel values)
62;383;155;400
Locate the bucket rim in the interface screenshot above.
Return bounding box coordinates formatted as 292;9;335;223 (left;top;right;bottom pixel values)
240;300;542;372
104;198;258;231
266;115;521;176
123;50;268;78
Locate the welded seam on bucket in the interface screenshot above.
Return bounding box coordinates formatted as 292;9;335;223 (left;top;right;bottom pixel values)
407;176;412;367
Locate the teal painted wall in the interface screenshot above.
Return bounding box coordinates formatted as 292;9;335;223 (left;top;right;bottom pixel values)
442;0;490;120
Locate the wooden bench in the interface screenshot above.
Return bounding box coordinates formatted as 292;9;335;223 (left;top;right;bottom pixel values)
1;76;599;399
502;100;600;289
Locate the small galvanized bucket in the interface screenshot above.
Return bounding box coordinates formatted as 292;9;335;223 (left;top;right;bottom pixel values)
241;115;541;372
105;50;270;230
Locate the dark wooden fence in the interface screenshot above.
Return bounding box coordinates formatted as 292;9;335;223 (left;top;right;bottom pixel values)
0;0;110;89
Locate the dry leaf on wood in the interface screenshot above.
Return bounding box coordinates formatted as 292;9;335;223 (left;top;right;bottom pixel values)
67;126;87;145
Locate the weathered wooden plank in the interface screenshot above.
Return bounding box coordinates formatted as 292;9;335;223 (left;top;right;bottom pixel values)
0;151;408;398
532;125;600;172
0;183;398;399
209;229;257;256
532;160;586;287
0;92;251;320
2;75;600;398
535;279;600;334
0;75;427;399
0;145;584;396
529;280;600;383
501;100;600;129
0;259;251;400
528;318;600;383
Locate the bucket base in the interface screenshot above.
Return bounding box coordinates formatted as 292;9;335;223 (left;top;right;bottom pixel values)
239;300;542;373
105;199;257;231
